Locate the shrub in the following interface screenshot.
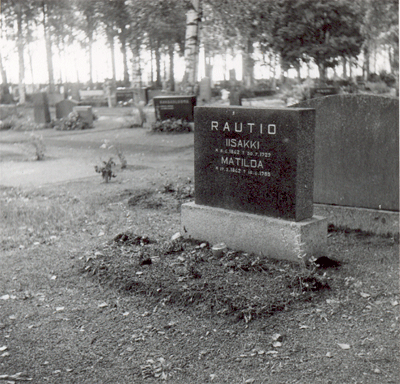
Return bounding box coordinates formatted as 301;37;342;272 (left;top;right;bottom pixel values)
150;118;192;133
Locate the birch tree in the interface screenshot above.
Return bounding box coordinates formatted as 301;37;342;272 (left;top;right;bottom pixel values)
182;0;202;93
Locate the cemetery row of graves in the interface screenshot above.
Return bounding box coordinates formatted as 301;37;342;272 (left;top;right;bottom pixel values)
0;87;399;382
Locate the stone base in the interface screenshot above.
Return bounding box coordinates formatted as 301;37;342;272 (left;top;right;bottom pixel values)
181;202;327;262
314;204;399;236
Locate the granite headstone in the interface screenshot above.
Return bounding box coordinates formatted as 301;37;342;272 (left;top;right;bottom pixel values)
153;95;196;121
55;99;78;119
194;106;316;221
33;93;51;124
294;94;399;211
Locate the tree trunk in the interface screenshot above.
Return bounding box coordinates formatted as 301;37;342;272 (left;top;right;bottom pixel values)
155;42;162;88
295;62;301;80
108;33;116;83
0;52;8;85
363;46;369;80
182;2;201;94
131;41;142;88
317;62;326;82
342;56;347;79
43;2;55;93
150;41;154;85
16;2;25;103
120;33;129;86
88;33;93;87
349;59;353;79
168;44;175;92
271;53;276;89
242;39;254;88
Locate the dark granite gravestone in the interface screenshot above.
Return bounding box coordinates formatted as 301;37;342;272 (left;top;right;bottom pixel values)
55;99;78;119
294;95;399;212
33;93;51;124
153;95;196;121
194;106;315;221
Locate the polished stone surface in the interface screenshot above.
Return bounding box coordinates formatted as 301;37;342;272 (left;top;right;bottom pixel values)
194;106;315;221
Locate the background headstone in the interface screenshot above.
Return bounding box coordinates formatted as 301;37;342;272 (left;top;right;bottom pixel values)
199;77;212;104
33;92;51;124
294;94;399;211
153;95;196;121
194;106;316;221
55;99;78;119
73;106;93;127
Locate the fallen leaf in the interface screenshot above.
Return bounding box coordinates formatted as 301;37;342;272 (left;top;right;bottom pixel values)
245;379;255;384
1;351;10;357
299;325;309;329
0;294;10;300
0;346;8;352
266;350;278;355
272;341;282;348
98;231;105;237
56;307;65;312
326;352;333;358
391;300;398;306
50;275;57;280
360;292;370;298
338;343;351;350
98;302;108;308
122;312;130;316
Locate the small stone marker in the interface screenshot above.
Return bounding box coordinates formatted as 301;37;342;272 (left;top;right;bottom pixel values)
153;95;196;122
181;106;327;262
33;92;51;124
55;99;78;119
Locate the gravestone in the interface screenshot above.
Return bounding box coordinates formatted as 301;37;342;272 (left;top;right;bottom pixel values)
310;87;339;98
294;94;399;235
33;93;51;124
55;99;78;119
199;77;212;104
47;93;64;107
181;106;327;262
73;105;93;127
153;95;196;121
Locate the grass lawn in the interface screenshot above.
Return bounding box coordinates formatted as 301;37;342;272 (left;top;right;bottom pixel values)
0;173;398;383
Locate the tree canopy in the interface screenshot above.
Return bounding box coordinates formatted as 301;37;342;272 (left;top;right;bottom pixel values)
0;0;398;98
